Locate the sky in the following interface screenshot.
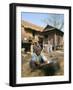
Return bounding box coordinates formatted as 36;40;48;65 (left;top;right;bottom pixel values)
21;12;64;31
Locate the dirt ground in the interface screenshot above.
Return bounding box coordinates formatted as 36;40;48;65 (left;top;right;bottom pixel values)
21;50;64;77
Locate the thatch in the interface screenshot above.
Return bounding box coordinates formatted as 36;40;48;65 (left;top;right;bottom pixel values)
21;20;44;32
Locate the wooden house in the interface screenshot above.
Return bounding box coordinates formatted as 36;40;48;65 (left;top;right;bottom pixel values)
42;25;64;50
21;20;64;52
21;20;43;52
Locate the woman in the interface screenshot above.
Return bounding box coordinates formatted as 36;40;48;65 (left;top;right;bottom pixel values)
30;45;48;69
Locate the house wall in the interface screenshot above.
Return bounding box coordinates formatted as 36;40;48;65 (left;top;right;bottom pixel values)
43;30;64;50
21;27;33;42
43;31;54;45
56;31;64;46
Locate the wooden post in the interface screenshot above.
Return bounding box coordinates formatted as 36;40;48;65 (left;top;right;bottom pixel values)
54;33;56;51
31;44;33;55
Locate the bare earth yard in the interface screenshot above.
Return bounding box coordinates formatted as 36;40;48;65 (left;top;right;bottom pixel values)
21;50;64;77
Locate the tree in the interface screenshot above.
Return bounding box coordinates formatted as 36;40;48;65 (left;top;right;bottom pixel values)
42;14;64;31
41;14;64;51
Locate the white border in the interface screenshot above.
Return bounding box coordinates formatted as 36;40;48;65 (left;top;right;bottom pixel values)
16;6;69;84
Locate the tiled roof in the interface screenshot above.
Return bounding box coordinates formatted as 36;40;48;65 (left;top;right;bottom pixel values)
43;25;64;34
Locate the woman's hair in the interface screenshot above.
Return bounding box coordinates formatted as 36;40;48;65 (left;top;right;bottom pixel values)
33;45;42;53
